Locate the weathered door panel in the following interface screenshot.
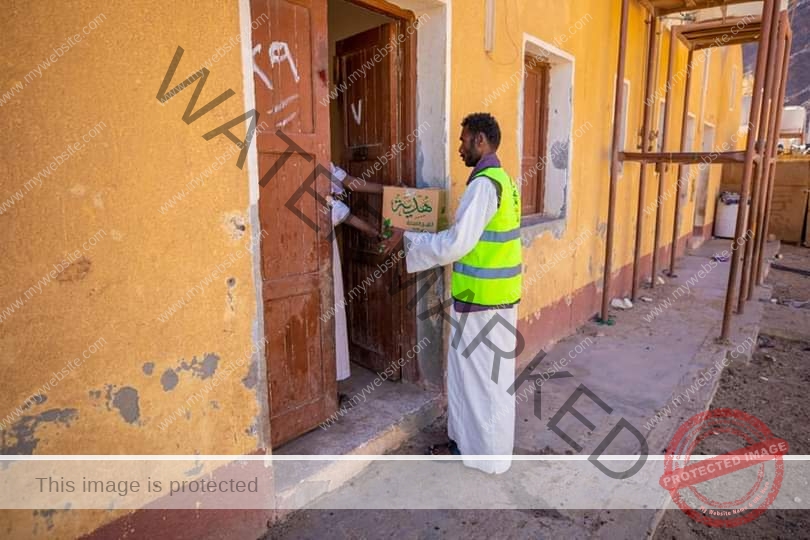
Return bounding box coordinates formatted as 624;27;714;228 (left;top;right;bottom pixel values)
252;0;336;448
336;24;403;379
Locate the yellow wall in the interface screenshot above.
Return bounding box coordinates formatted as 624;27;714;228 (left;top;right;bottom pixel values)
0;0;747;536
449;0;745;322
0;1;262;537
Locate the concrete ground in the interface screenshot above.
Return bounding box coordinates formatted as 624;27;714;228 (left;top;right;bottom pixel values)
264;240;782;539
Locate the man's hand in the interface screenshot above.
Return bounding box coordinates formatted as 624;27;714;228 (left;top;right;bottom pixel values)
330;162;348;183
376;228;405;258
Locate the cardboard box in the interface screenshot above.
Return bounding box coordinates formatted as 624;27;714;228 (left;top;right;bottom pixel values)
381;186;448;232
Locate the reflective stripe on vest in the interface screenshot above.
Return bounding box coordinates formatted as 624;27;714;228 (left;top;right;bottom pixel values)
453;262;522;279
451;167;522;306
480;228;521;243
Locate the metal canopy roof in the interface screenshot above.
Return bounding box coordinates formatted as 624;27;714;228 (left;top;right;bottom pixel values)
675;15;763;49
642;0;761;16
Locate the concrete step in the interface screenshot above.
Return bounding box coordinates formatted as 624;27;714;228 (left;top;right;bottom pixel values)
272;378;442;518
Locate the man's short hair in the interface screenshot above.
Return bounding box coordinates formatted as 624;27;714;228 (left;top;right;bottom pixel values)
462;113;501;149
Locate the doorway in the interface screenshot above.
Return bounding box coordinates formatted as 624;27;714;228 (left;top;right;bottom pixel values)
327;0;419;393
693;123;715;241
328;0;416;386
250;0;443;450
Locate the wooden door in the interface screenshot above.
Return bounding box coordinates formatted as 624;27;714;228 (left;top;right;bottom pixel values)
521;58;550;217
335;24;405;379
252;0;336;448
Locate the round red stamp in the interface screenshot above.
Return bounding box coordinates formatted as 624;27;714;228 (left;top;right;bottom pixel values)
659;408;788;528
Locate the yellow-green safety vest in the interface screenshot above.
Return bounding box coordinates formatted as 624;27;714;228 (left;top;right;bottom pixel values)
451;167;522;306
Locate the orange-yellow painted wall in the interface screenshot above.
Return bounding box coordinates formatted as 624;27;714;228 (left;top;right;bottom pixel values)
0;1;264;537
448;0;745;328
0;0;748;536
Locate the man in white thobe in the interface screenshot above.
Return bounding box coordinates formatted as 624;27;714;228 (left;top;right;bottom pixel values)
403;113;522;474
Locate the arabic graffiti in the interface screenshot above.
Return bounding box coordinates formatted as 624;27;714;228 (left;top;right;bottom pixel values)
253;41;301;90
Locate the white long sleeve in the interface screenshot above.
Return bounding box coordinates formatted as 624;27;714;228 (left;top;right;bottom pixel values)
404;177;499;273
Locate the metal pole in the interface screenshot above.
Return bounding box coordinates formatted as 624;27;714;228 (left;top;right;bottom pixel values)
668;48;695;277
720;0;775;341
748;8;787;300
739;0;782;311
632;17;661;300
757;14;792;286
600;0;631;322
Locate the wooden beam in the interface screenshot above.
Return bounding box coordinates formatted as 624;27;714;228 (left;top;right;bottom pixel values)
654;0;756;17
721;0;776;340
675;16;763;49
632;17;661;300
601;0;631;323
619;151;748;164
679;15;761;34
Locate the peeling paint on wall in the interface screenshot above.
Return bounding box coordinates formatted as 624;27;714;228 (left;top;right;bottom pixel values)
159;353;221;392
242;360;258;390
22;394;48;409
226;277;237;315
111;387;140;424
550;140;569;170
32;509;67;534
596;222;608;237
56;256;92;282
224;212;247;240
0;409;78;455
161;369;179;391
178;353;220;379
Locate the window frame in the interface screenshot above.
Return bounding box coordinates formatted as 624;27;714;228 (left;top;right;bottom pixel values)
520;55;551;220
517;34;575;233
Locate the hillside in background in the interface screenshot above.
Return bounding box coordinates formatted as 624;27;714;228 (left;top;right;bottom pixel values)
744;0;810;107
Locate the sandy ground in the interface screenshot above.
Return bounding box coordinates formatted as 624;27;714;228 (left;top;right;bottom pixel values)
654;244;810;539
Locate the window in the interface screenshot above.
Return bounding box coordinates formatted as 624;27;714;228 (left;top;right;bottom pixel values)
521;56;550;217
519;37;574;227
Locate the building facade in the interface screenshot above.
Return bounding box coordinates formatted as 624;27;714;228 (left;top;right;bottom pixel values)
0;0;744;537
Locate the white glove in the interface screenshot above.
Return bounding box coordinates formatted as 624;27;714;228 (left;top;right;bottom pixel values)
331;200;351;226
330;162;348;183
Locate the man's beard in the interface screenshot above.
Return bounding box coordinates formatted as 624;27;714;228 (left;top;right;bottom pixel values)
463;151;479;167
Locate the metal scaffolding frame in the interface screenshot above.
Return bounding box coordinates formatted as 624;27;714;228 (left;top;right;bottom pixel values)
600;0;792;341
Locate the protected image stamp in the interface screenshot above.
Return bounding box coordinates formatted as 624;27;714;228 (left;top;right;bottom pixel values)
659;408;788;528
